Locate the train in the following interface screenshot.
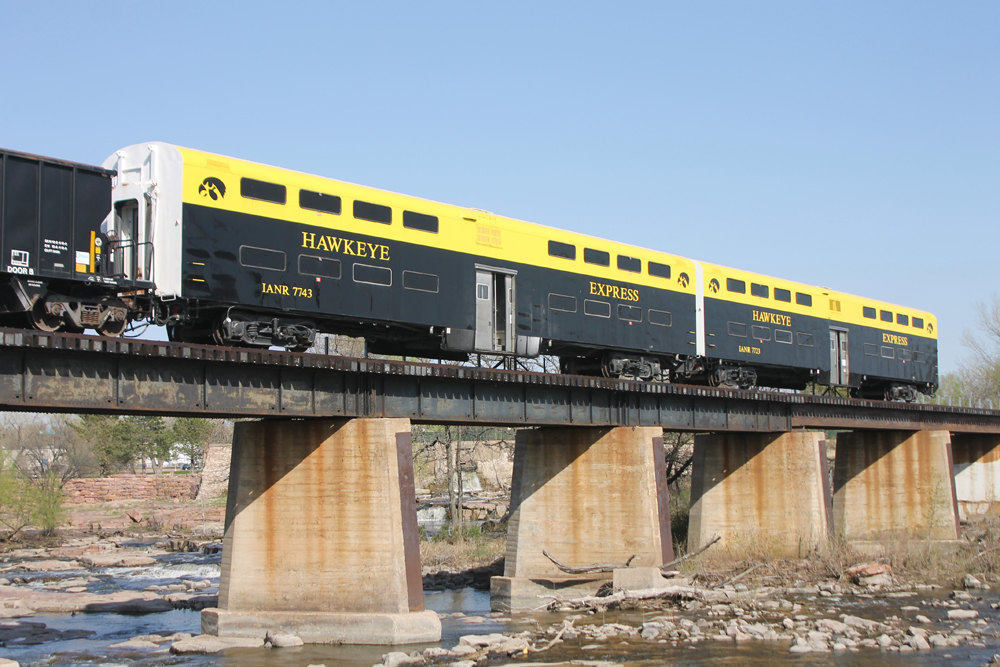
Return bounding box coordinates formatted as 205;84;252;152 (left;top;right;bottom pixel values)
0;143;938;400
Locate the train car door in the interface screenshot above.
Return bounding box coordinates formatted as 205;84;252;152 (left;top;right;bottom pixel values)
474;266;515;353
829;328;850;385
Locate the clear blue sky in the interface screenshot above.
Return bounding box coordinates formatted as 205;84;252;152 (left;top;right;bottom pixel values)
2;2;997;373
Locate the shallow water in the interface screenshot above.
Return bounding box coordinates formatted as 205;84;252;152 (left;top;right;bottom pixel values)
5;553;1000;667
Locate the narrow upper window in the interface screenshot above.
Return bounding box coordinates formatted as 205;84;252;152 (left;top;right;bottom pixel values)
618;304;642;322
548;294;577;313
751;283;769;298
402;270;439;293
476;283;489;300
727;278;746;294
298;254;341;279
403;210;438;233
354;200;392;224
584;300;611;318
880;310;893;323
354;263;392;286
241;178;286;204
617;255;641;273
649;309;672;326
584;248;610;266
239;246;285;271
774;288;791;303
863;307;876;319
829;299;842;312
548;240;576;260
648;262;671;279
913;317;924;329
897;313;909;326
796;293;812;307
299;189;341;215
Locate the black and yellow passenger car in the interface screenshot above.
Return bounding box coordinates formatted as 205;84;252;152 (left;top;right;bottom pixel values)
102;143;938;400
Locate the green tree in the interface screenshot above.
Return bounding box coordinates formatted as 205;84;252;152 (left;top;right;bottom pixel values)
0;451;37;540
173;418;213;469
70;415;138;475
122;416;174;474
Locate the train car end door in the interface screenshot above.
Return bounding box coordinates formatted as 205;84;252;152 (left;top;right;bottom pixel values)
829;328;850;385
474;266;515;353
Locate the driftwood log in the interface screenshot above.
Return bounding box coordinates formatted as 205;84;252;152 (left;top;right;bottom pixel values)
660;534;721;570
539;585;704;611
542;550;637;574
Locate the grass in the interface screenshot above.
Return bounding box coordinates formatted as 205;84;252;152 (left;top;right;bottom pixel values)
419;524;506;571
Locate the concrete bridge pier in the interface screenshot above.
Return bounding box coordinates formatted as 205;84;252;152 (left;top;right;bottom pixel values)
686;432;831;558
832;430;959;541
951;434;1000;521
491;426;673;612
202;418;441;645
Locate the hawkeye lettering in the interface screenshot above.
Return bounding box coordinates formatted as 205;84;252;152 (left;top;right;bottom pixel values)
883;333;908;346
589;282;639;302
301;232;389;261
752;310;791;327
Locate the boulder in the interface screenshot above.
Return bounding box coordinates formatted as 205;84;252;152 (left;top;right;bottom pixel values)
963;574;983;589
265;630;304;648
947;609;979;620
169;635;264;654
8;560;82;572
109;638;159;649
0;659;19;667
858;573;893;587
79;554;157;568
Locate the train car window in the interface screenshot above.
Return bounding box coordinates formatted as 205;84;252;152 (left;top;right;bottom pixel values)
618;304;642;322
240;178;286;204
548;240;576;260
829;299;842;312
863;307;876;319
897;313;909;326
584;299;611;318
299;189;341;215
864;343;878;356
353;263;392;286
913;317;924;329
795;292;812;307
649;309;672;326
548;294;577;313
648;262;671;279
403;211;439;233
298;254;341;279
797;332;814;347
899;349;912;361
584;248;610;266
751;283;769;298
775;329;793;344
239;245;286;271
915;351;926;363
728;322;747;337
476;283;489;299
751;325;771;341
354;200;392;224
617;255;641;273
402;270;439;293
774;288;791;302
727;278;746;294
881;346;895;359
880;310;893;322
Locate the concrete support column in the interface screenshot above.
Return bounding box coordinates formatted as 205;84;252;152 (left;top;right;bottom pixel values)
951;434;1000;521
687;431;830;558
832;430;959;541
492;426;671;612
202;418;440;645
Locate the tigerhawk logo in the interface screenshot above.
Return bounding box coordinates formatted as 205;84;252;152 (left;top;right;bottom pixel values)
708;278;720;293
677;272;690;288
927;322;934;334
198;177;226;201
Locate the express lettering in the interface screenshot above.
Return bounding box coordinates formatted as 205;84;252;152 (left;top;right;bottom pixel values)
752;310;791;327
883;333;908;346
589;281;640;302
302;232;390;261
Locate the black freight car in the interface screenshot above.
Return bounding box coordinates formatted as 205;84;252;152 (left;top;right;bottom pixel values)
0;148;140;334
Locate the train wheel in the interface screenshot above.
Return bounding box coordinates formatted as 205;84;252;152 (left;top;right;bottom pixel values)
98;316;128;337
29;302;62;332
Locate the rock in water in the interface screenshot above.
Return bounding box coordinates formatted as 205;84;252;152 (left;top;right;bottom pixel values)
169;635;264;654
964;574;983;589
265;630;304;648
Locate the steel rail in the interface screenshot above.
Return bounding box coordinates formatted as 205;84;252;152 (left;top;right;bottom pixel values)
0;328;995;432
